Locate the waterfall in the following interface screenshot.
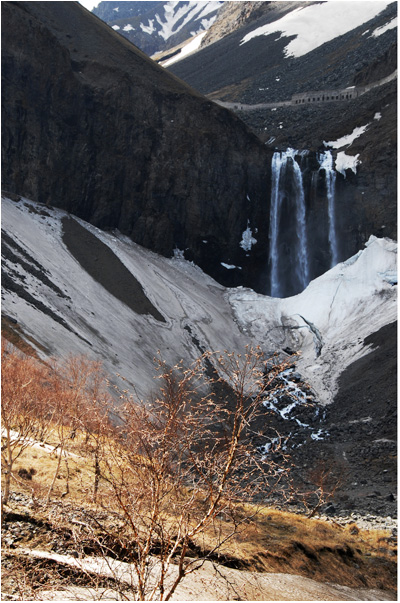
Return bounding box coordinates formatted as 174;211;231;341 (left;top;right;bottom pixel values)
269;149;310;298
318;150;338;267
269;148;339;297
290;150;310;289
269;152;285;298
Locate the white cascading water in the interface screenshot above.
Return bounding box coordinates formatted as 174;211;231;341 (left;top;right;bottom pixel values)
269;152;285;297
318;150;338;267
291;150;310;289
269;149;310;297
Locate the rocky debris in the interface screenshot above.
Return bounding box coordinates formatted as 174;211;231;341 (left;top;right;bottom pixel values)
200;1;280;49
238;310;397;522
2;493;396;600
170;3;396;104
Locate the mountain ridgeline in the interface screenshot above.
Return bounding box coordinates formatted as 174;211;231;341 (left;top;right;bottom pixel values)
92;1;224;56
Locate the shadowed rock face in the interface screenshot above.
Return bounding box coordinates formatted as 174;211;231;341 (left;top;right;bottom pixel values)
1;1;273;293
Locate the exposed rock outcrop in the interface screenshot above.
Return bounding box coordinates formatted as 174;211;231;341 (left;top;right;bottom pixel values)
1;1;277;293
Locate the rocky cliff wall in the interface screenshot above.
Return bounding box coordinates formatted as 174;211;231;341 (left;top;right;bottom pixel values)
1;1;273;293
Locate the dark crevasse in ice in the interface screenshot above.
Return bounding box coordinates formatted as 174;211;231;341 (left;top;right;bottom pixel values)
268;148;340;298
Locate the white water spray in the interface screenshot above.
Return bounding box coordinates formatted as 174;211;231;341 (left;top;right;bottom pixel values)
319;150;338;267
290;150;310;289
269;152;285;297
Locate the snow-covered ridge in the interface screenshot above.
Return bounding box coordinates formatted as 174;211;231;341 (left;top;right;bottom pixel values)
240;1;395;58
94;1;224;56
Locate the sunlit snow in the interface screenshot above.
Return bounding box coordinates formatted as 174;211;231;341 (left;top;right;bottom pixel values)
154;1;222;41
229;235;397;406
140;19;156;35
324;124;370;149
163;31;207;67
335;151;361;176
240;1;393;58
2;197;396;410
78;1;99;11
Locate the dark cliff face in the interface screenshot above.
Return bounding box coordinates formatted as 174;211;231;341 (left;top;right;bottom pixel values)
2;1;273;293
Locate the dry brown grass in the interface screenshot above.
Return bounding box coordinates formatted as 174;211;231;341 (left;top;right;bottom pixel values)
1;345;397;597
6;441;397;594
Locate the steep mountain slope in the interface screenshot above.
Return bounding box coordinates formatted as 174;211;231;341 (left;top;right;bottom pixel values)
2;194;397;515
2;0;274;293
92;1;160;22
170;1;396;101
169;1;397;248
92;0;224;56
200;0;274;48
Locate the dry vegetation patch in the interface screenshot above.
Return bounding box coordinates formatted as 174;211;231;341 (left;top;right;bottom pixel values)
1;343;397;599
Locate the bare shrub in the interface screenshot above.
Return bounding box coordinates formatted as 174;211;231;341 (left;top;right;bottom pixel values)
44;355;109;505
1;341;56;505
81;347;292;600
299;460;346;518
1;344;110;506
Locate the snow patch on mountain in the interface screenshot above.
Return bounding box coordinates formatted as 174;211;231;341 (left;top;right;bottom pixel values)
163;31;207;67
335;152;361;177
152;1;222;42
324;125;370;150
140;19;156;35
324;124;373;176
240;1;394;58
240;222;257;251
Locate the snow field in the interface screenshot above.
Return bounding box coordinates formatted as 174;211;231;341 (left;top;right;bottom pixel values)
240;1;394;58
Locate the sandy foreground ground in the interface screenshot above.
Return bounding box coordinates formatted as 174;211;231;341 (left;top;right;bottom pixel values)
21;548;395;601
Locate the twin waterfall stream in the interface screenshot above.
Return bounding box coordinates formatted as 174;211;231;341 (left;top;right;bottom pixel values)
269;149;338;298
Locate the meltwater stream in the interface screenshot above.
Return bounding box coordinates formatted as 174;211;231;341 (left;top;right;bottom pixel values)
269;149;338;297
